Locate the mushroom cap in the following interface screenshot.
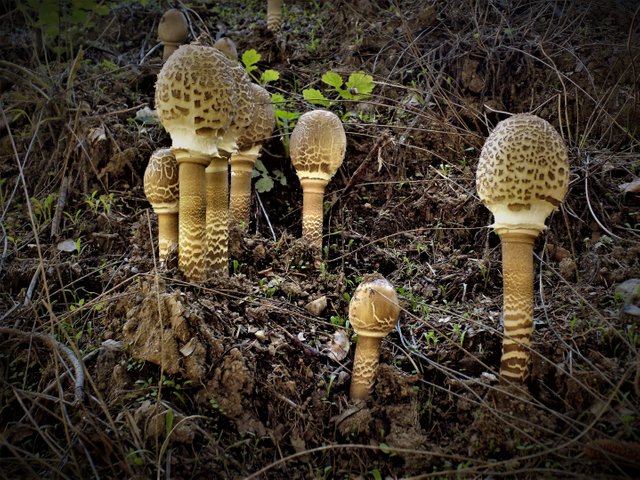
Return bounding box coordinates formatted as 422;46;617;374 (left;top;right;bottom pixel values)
158;9;188;44
476;114;569;234
289;109;346;182
155;44;236;156
237;83;276;150
213;37;238;62
349;274;401;338
223;64;256;153
143;148;179;213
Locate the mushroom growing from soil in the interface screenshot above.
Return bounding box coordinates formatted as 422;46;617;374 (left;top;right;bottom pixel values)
155;44;235;281
289;109;346;252
213;37;238;62
143;148;179;260
476;113;569;384
348;274;401;401
204;59;255;275
229;83;275;229
157;8;189;62
267;0;283;31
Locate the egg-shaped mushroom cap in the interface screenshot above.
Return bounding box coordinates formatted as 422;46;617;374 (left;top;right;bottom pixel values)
143;148;179;213
349;274;401;338
237;83;276;150
222;64;256;153
213;37;238;62
155;44;236;156
476;114;569;234
158;9;188;44
290;109;346;182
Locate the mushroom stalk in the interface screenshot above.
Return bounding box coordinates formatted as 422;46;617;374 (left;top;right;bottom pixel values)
229;146;260;229
499;232;536;383
157;212;179;259
205;155;229;275
267;0;283;31
350;336;383;401
301;178;328;250
175;149;209;282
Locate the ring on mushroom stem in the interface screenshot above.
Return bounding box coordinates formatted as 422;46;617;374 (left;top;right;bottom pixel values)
155;44;235;281
158;9;189;62
143;148;179;260
475;113;569;386
289;109;346;254
348;273;400;401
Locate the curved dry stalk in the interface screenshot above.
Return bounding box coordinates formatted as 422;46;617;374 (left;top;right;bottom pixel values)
0;327;84;404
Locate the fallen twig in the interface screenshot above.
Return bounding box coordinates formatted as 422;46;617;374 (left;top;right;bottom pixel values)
0;327;85;404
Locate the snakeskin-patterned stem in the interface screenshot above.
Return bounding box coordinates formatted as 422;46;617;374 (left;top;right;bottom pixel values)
499;231;536;383
350;336;383;401
157;212;178;259
175;151;209;282
229;150;259;230
205;155;229;276
267;0;283;31
300;178;328;252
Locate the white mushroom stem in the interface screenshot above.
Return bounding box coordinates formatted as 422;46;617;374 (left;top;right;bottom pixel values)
205;155;229;276
350;336;383;401
499;231;536;383
300;178;329;250
174;149;209;282
229;145;261;229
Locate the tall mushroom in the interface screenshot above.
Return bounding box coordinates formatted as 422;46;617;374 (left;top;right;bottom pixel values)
155;44;235;281
289;109;346;253
476;113;569;384
143;148;179;260
348;274;401;401
229;83;276;229
158;9;189;62
204;60;255;275
267;0;283;31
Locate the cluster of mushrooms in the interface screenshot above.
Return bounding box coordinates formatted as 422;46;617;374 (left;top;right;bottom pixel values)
144;9;570;401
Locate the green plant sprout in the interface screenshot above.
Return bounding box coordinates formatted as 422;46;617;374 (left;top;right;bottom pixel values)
241;49;280;85
252;159;287;193
303;70;375;108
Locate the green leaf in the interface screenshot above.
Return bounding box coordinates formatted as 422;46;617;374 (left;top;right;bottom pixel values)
165;409;174;436
241;49;261;73
321;71;344;89
255;176;274;193
345;72;375;99
270;93;286;107
275;110;300;121
260;69;280;84
302;88;332;107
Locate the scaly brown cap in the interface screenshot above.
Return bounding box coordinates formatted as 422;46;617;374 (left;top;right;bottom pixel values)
143;148;179;213
155;44;235;156
237;83;276;151
476;114;569;236
289;109;346;182
349;273;401;338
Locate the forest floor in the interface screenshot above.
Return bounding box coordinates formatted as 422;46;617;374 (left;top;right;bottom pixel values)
1;1;640;478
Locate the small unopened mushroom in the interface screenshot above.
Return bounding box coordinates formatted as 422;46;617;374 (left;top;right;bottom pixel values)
213;37;238;62
158;9;189;62
476;113;569;384
155;44;235;281
289;109;346;252
204;60;255;274
267;0;283;31
229;83;276;229
348;274;401;401
143;148;179;260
